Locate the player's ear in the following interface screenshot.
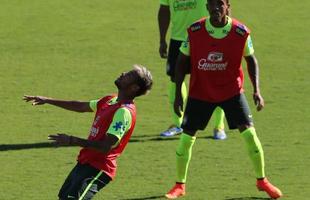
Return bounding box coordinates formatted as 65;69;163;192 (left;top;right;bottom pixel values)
227;7;231;16
227;1;230;10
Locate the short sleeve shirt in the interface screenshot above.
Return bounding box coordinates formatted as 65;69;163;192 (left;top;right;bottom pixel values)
160;0;208;41
180;16;254;56
89;98;132;140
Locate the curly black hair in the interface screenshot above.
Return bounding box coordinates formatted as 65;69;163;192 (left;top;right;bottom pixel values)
133;65;153;97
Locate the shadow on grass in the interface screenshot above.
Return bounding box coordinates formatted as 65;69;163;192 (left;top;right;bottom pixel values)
120;195;271;200
120;195;165;200
0;135;214;151
130;134;214;143
225;197;271;200
0;142;68;151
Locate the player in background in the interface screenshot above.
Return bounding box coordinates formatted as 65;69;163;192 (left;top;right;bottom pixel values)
158;0;227;139
23;65;152;200
165;0;283;199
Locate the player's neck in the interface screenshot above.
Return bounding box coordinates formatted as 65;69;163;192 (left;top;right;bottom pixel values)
117;92;134;102
210;16;228;28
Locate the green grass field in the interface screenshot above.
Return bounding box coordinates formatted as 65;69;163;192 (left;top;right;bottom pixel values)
0;0;309;199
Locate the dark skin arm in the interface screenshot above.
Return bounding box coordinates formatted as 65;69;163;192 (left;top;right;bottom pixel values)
244;54;264;111
48;133;119;154
23;95;93;112
174;52;191;116
158;5;170;58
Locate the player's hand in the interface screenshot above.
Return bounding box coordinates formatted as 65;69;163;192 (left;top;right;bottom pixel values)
48;133;72;146
174;93;183;117
23;95;49;105
253;92;264;111
159;41;168;58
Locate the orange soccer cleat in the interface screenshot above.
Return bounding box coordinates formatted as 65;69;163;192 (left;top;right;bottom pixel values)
256;178;283;199
165;183;186;199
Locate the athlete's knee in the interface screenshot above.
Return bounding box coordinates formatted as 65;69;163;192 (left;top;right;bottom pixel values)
176;132;197;156
182;129;196;137
238;123;254;132
240;127;263;153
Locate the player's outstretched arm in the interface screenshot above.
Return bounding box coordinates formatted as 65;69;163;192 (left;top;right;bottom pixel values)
245;55;264;111
23;95;93;112
158;5;170;58
48;133;118;153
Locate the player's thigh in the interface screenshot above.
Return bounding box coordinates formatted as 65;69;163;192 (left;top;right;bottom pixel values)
78;170;112;200
220;93;253;129
182;97;217;133
59;163;110;200
166;39;183;78
58;163;82;199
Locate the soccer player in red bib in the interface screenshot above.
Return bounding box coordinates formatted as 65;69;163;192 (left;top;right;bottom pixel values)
165;0;283;199
23;65;152;200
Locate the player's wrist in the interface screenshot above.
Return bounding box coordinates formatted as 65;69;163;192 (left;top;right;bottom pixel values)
253;89;260;94
44;97;53;104
69;135;79;146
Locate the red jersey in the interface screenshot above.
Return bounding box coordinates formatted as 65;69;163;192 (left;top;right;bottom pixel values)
187;17;250;102
77;95;136;179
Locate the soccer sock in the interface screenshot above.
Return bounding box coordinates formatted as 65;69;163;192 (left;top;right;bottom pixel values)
213;107;225;130
241;127;265;178
176;133;196;183
168;81;187;127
